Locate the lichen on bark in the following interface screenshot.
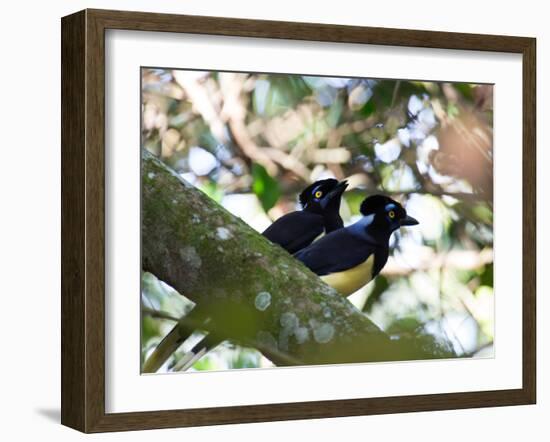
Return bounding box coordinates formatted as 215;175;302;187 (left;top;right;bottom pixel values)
142;150;454;366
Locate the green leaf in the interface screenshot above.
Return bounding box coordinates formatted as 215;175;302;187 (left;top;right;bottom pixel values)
198;180;224;203
251;164;280;212
359;99;376;117
190;355;217;371
343;190;367;216
141;316;161;348
472;203;493;225
232;348;261;369
453;83;474;101
478;263;494;287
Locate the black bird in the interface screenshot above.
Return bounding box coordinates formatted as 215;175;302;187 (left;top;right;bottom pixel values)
294;195;419;296
262;178;348;253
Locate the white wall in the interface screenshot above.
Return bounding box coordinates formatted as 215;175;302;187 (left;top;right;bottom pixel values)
0;0;546;440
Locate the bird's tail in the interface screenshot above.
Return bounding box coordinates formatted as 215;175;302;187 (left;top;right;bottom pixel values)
142;307;222;373
142;321;187;373
170;334;222;372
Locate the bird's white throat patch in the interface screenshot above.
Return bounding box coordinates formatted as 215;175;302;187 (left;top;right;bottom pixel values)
348;214;375;237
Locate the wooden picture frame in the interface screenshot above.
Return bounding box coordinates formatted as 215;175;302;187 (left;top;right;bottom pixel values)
61;8;536;433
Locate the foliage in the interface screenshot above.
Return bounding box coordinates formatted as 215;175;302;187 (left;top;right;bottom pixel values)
141;68;494;372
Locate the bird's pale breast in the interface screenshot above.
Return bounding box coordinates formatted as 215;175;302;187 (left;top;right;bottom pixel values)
320;254;375;296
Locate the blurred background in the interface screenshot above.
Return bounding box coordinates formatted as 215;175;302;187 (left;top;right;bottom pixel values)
141;68;494;373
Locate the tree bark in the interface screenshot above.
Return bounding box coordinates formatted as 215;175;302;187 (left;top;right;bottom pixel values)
141;150;454;366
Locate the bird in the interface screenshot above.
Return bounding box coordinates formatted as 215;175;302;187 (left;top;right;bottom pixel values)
143;179;349;373
294;195;419;296
262;178;348;253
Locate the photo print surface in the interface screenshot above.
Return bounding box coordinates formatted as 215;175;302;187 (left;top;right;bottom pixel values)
140;68;494;374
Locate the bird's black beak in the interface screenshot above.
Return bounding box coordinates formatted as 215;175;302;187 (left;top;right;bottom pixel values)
400;215;419;226
321;180;348;208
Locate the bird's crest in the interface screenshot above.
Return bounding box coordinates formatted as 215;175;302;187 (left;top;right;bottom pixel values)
299;178;338;208
359;195;399;215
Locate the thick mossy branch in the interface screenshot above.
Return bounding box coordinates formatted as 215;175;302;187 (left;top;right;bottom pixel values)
142;150;454;366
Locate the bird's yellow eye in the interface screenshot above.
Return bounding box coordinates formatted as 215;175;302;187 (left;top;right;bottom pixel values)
388;210;396;219
314;191;323;198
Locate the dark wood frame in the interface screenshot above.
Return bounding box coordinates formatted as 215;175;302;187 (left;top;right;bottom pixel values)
61;8;536;433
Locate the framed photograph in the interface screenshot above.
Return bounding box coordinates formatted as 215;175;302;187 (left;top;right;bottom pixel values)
61;9;536;433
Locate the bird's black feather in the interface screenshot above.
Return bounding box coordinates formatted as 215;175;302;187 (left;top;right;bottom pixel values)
263;179;347;253
298;178;338;208
294;228;386;276
262;211;325;254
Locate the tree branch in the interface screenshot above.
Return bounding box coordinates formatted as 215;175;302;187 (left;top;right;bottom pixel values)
142;150;455;368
